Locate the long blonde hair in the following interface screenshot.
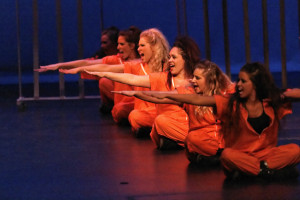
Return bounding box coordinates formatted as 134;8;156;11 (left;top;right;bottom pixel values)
140;28;170;72
194;60;232;118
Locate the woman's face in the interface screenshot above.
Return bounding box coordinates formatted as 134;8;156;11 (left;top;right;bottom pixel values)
117;36;133;60
168;47;185;76
138;37;153;63
101;34;115;55
191;68;206;94
237;71;256;99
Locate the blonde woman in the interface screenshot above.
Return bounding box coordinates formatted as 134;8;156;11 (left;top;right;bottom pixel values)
178;61;234;165
46;28;170;136
86;36;201;149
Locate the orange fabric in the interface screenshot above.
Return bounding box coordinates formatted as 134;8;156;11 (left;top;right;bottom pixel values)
98;78;114;105
149;72;186;114
112;69;135;123
221;144;300;175
80;72;99;80
80;57;101;80
185;103;224;156
214;95;300;175
123;62;155;110
151;112;189;147
101;55;125;104
102;56;135;106
124;62;156;131
215;95;292;153
112;101;135;123
176;86;224;156
128;107;157;130
81;54;135;123
102;57;136;123
148;72;189;147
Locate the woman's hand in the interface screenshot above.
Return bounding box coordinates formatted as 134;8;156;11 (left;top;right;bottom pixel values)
283;88;300;99
35;64;60;72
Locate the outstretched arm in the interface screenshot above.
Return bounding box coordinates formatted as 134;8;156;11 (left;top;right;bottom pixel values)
85;71;151;88
59;64;124;74
147;92;216;106
283;88;300;101
36;59;103;72
112;91;180;104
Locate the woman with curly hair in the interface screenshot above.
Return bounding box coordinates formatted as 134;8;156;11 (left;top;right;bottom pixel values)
141;60;233;162
147;62;300;179
179;60;234;165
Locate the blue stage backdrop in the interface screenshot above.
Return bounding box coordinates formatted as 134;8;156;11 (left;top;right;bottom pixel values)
0;0;299;84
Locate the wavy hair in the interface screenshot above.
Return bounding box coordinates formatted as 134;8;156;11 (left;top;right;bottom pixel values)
140;28;170;72
166;36;201;89
194;60;231;118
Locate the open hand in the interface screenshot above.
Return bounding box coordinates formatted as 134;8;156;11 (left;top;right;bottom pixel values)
35;64;60;72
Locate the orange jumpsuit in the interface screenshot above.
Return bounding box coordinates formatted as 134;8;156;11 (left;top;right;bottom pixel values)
124;62;157;132
149;72;189;148
215;95;300;175
81;54;135;123
181;90;224;157
182;84;235;157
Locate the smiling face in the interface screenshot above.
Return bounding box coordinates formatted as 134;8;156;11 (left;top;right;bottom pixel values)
168;47;185;76
138;37;153;63
117;36;133;60
237;71;256;99
191;68;207;94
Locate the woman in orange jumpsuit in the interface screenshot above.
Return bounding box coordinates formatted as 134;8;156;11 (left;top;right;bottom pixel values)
86;36;201;149
145;60;233;163
42;28;170;136
121;29;170;136
178;60;234;165
147;62;300;180
98;27;142;123
37;26;142;124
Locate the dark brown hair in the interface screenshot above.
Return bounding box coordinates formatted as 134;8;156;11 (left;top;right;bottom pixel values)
119;26;141;57
222;62;283;145
166;36;201;89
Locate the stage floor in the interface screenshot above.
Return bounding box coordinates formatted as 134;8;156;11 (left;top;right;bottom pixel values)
1;83;300;200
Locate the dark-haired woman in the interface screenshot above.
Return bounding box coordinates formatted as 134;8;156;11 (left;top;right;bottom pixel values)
147;62;300;179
